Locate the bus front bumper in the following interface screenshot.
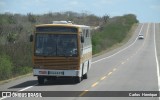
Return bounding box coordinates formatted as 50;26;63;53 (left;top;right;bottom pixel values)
33;69;81;77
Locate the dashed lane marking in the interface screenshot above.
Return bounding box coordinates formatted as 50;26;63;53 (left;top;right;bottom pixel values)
100;76;106;80
108;72;112;76
121;62;125;64
79;90;89;97
113;68;117;71
91;82;99;87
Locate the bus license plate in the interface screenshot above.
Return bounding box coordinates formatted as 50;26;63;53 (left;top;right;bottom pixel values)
48;71;64;76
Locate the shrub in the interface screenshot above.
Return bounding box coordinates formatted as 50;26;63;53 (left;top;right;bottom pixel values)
0;54;13;80
92;14;138;54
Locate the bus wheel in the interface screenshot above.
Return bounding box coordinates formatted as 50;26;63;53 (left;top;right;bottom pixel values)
75;66;84;83
38;76;45;84
75;77;82;83
83;73;88;79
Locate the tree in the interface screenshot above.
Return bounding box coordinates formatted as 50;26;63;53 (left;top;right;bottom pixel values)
27;13;36;23
103;14;110;23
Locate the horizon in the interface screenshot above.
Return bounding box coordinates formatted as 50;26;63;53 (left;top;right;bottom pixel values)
0;0;160;23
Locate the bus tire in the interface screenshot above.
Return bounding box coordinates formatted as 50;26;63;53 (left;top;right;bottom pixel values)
75;77;82;83
83;68;88;79
75;66;84;83
83;73;88;79
38;76;45;84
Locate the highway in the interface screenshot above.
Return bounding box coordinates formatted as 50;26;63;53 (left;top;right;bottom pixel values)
0;23;160;100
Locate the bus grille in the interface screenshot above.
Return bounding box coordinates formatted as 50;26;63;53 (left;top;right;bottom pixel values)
34;57;79;70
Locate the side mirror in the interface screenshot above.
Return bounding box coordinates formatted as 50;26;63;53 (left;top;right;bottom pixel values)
30;34;33;42
81;36;84;43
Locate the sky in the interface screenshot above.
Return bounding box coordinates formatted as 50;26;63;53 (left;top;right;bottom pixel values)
0;0;160;23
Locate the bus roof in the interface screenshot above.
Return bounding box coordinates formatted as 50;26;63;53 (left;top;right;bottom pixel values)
35;24;90;28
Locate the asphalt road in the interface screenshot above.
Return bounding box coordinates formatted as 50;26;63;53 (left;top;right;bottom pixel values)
0;23;160;100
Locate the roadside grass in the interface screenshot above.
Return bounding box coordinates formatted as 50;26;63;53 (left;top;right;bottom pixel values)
0;43;32;82
93;24;138;57
92;14;138;55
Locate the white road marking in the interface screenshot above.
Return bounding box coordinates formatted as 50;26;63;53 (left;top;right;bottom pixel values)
0;84;38;100
92;24;144;64
0;96;7;100
19;83;38;91
154;24;160;92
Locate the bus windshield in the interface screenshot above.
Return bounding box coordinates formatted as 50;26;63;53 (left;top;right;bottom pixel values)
35;34;78;57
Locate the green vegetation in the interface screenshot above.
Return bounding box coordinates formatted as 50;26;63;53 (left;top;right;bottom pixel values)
0;54;13;80
0;12;138;81
92;14;138;54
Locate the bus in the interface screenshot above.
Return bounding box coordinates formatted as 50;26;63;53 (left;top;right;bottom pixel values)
30;21;92;84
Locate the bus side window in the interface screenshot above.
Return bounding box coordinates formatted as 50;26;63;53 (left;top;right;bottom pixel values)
81;35;84;43
86;29;90;38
